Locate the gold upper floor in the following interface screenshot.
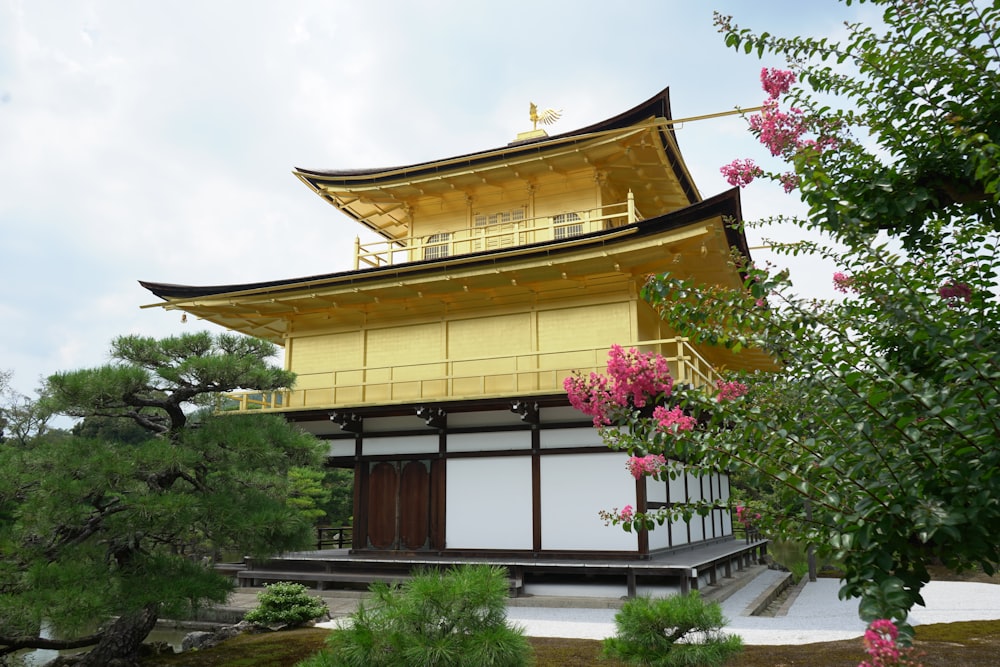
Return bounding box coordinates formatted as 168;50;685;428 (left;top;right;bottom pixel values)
141;88;776;413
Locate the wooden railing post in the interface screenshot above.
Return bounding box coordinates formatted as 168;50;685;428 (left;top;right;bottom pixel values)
627;190;636;224
352;237;361;270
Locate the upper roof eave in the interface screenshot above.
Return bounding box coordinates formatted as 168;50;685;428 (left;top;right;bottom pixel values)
292;87;679;185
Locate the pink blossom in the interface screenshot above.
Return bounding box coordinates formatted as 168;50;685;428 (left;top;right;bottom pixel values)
735;505;762;526
750;100;810;157
652;405;697;434
564;372;613;427
619;504;634;522
760;67;796;99
859;619;923;667
626;454;666;480
779;171;800;193
720;158;762;188
833;272;856;293
604;345;674;408
938;281;972;303
715;379;748;402
564;346;674;427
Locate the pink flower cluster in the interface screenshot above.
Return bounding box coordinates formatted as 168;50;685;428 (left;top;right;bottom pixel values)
761;67;796;100
652;405;697;433
938;280;972;303
779;171;800;193
605;345;674;407
859;619;923;667
735;505;761;526
599;505;637;526
564;345;674;427
715;379;748;402
833;272;856;293
626;454;666;480
751;99;809;158
720;158;763;188
564;372;613;427
720;68;839;192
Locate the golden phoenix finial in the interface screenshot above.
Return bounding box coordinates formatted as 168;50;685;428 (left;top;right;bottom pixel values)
529;102;561;130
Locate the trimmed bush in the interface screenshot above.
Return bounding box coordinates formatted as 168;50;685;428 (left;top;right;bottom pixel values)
244;581;329;628
297;564;532;667
602;592;742;666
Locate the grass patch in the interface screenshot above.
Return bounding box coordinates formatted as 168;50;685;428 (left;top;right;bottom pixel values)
140;620;1000;666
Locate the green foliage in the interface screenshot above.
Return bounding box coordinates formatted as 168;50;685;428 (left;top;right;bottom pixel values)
318;467;355;526
600;0;1000;636
244;582;328;627
72;414;153;445
0;372;52;447
602;593;742;667
299;564;533;667
0;332;327;661
716;0;1000;249
639;229;1000;630
287;467;332;523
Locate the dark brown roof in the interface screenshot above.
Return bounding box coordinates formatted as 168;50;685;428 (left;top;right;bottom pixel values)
293;87;698;205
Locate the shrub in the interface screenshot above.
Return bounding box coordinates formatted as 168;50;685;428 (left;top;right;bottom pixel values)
602;592;743;667
244;581;329;628
297;563;532;667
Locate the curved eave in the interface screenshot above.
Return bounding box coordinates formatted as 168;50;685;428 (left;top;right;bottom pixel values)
141;189;774;373
141;188;745;304
293;87;700;238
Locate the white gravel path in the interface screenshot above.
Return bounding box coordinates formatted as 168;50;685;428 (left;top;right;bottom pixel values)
503;572;1000;644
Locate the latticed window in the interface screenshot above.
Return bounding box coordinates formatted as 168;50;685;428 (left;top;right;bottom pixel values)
474;207;526;227
553;212;583;239
423;233;450;260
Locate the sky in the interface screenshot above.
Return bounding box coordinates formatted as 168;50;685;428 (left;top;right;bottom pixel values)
0;0;877;400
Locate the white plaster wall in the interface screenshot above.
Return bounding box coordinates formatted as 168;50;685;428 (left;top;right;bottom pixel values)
668;469;686;503
328;441;356;458
689;515;705;542
540;452;638;551
363;435;438;456
649;520;670;550
446;457;533;549
447;431;531;453
671;517;689;546
646;479;667;504
686;471;704;502
539;427;604;449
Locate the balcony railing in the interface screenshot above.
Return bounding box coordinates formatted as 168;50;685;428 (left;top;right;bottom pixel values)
221;337;718;414
353;193;641;270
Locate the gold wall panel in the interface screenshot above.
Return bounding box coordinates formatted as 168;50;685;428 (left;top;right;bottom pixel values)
366;322;446;401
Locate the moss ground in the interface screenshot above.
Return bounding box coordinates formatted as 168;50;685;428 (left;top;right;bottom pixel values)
140;619;1000;666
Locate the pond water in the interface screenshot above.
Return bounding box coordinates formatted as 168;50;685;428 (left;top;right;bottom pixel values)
19;626;197;665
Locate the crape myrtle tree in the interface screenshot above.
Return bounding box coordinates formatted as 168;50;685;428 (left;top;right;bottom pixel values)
569;0;1000;637
0;332;327;666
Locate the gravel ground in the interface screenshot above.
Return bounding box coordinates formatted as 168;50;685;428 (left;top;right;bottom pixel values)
501;571;1000;644
313;569;1000;645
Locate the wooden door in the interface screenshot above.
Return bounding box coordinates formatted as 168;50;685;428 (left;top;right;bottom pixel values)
399;461;430;550
367;462;398;549
365;460;435;550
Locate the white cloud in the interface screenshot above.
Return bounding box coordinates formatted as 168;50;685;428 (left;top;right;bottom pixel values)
0;0;862;397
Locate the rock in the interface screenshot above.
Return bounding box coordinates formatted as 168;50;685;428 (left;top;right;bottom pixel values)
139;641;175;656
181;630;216;652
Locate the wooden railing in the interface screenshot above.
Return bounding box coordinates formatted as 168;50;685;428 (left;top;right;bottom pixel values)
221;338;719;414
316;525;353;550
353;193;641;269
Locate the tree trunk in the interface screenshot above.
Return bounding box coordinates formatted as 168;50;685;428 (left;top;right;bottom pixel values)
76;603;159;667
